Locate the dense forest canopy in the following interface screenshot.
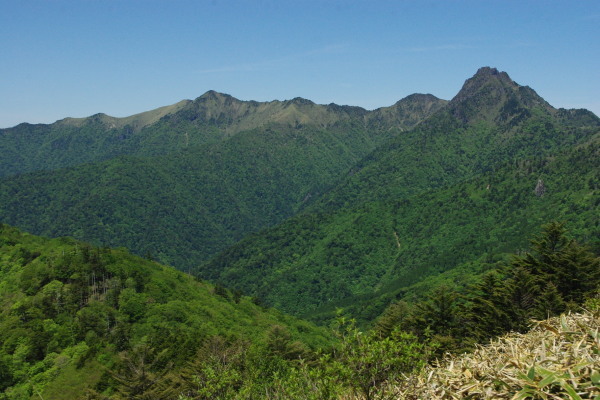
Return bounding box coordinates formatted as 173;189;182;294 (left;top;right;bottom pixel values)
0;67;598;399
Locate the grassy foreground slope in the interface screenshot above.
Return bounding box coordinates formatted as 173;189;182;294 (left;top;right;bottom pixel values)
0;224;330;399
394;310;600;399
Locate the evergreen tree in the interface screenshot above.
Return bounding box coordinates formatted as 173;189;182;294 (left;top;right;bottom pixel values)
373;300;411;338
109;343;175;399
265;325;308;361
532;282;566;320
412;285;461;336
513;222;600;303
464;271;512;342
502;266;540;332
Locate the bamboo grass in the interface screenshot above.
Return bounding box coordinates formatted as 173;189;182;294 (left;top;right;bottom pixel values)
393;311;599;399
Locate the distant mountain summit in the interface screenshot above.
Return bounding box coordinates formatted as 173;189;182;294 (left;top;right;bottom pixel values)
449;66;552;124
198;67;600;319
367;93;447;133
57;99;191;131
0;82;446;267
452;66;514;100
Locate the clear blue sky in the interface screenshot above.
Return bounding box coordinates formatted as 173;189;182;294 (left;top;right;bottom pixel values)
1;0;598;128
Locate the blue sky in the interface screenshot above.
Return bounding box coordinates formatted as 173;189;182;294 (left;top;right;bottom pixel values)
1;0;598;128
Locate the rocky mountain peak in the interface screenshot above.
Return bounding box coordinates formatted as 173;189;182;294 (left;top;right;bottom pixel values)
451;67;516;105
197;90;235;103
448;67;551;124
285;97;316;107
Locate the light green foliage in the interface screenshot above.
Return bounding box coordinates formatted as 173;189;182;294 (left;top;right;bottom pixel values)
0;224;331;398
1;69;599;399
332;314;428;400
173;314;429;400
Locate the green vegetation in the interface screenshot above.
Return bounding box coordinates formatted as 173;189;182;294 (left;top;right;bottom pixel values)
315;68;598;210
373;222;599;354
0;224;330;399
199;68;599;322
0;123;377;268
1;223;597;399
0;90;443;178
0;92;443;269
1;67;599;398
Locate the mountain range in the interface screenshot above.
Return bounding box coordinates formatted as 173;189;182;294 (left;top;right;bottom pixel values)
0;85;444;268
1;66;599;398
0;67;598;324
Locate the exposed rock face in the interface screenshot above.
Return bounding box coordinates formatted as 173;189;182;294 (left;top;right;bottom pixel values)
535;178;545;197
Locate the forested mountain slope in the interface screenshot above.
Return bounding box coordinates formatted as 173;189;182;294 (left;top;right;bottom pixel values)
199;68;600;321
0;124;367;268
1;67;598;399
0;93;444;267
315;67;599;210
0;224;330;399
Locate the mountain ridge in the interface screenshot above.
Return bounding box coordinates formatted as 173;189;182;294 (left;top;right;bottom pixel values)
0;90;446;178
197;67;600;321
0;90;448;267
448;66;554;125
56;99;193;131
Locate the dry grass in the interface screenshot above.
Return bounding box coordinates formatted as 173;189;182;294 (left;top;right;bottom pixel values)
393;311;599;399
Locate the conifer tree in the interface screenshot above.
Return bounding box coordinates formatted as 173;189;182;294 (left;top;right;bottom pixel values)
512;222;599;303
373;300;410;338
464;271;512;341
413;285;460;336
532;282;565;320
502;266;540;332
110;343;174;400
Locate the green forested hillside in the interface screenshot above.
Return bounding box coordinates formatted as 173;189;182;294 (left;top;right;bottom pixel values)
201;137;599;321
315;68;599;210
1;223;596;400
0;224;330;399
198;68;600;322
1;67;599;400
0;100;192;178
0;93;443;268
0;122;377;268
